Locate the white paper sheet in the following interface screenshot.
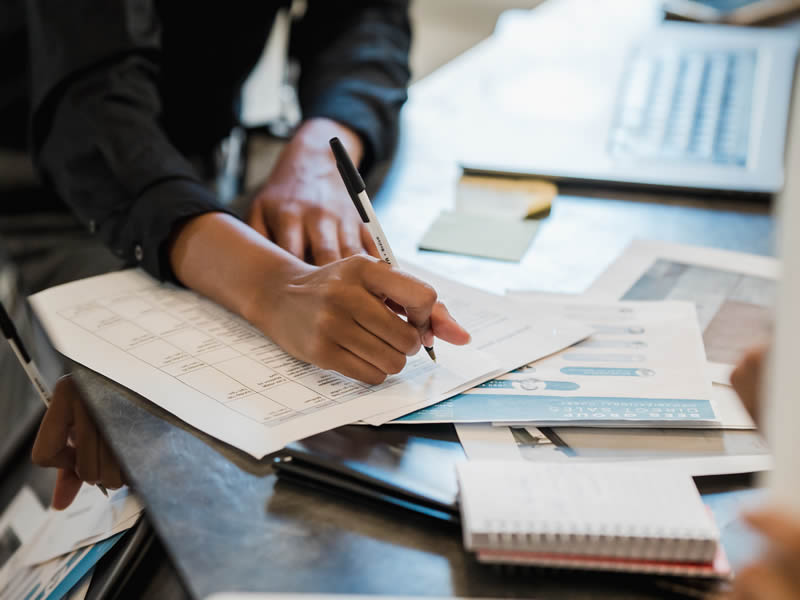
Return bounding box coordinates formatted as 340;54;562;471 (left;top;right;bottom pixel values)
506;297;709;399
368;267;592;425
506;292;754;430
0;487;47;591
0;532;122;600
455;423;558;461
709;383;755;429
30;266;589;457
584;239;778;384
425;297;716;427
456;423;771;477
21;486;143;567
0;487;138;598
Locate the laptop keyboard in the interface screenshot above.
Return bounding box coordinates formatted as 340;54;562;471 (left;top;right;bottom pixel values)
609;48;756;166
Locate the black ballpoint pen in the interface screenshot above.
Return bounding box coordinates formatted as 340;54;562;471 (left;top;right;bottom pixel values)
330;137;437;362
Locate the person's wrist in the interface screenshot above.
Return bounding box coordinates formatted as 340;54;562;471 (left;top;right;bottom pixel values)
241;257;316;337
168;212;313;332
292;118;364;166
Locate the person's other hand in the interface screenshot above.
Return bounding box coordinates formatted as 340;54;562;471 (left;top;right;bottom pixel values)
248;118;378;266
730;344;768;425
31;376;124;509
251;255;471;385
731;508;800;599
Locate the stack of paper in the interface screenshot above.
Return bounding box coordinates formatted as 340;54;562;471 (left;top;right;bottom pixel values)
28;239;774;480
453;240;776;478
30;264;590;459
19;486;143;568
396;297;718;427
0;486;142;600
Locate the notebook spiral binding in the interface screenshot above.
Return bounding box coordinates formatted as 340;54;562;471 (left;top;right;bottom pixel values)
479;519;717;563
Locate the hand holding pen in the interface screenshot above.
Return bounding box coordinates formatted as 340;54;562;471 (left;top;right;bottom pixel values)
2;301;119;506
330;137;441;362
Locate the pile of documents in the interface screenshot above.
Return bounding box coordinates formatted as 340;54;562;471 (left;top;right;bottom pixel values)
23;237;779;585
28;239;774;476
0;485;143;599
28;265;590;458
455;240;774;478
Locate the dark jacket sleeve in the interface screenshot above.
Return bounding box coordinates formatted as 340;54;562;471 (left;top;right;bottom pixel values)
25;0;222;281
291;0;411;172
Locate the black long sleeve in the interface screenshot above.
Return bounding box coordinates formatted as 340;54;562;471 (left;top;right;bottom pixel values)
26;0;231;281
291;1;411;171
25;0;410;281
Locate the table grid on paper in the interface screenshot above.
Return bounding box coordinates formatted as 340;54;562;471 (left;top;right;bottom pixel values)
57;284;434;427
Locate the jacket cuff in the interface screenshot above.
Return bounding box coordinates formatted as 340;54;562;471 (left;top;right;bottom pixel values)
103;178;227;283
302;82;405;174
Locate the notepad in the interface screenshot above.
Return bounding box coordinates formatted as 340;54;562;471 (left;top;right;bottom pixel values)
456;462;729;578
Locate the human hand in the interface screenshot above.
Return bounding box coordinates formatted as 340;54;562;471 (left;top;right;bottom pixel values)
730;344;768;425
248;118;378;266
250;254;471;385
730;507;800;599
31;376;124;509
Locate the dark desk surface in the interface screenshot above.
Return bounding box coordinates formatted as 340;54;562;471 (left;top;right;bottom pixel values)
75;2;776;598
75;187;772;600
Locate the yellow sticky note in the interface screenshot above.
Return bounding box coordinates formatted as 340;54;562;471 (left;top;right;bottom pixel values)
456;174;557;219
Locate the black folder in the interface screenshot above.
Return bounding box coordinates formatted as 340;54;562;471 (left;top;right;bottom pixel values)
273;425;463;525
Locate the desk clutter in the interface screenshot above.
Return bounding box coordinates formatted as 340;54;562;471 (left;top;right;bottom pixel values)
0;485;143;599
18;238;777;597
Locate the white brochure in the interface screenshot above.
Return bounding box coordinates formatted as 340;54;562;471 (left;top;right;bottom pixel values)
399;297;714;427
30;266;589;458
0;487;47;591
0;532;122;600
585;239;778;385
21;486;143;567
0;485;138;599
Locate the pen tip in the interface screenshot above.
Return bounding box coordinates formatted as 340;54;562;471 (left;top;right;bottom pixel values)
425;346;437;362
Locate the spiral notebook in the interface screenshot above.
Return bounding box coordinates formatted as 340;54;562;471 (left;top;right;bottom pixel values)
457;462;731;578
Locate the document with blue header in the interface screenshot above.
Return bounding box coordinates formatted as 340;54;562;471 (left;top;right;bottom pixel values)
394;298;717;427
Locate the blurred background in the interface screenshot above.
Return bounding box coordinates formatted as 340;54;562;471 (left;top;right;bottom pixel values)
410;0;543;80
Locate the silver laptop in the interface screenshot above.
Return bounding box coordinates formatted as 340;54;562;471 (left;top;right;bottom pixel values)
460;21;799;195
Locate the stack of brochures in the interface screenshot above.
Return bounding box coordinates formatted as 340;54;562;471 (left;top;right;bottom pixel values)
457;461;731;578
0;485;143;599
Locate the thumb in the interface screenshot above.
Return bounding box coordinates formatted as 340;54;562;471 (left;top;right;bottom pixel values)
51;468;83;510
431;302;471;345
